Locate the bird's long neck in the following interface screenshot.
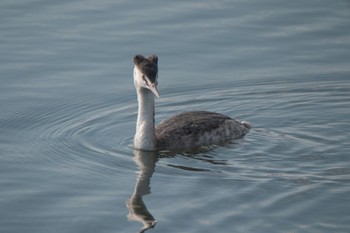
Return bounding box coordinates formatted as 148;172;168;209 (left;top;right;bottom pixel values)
134;87;157;151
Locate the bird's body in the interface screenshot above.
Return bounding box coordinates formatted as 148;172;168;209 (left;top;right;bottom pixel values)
133;54;250;151
156;111;249;150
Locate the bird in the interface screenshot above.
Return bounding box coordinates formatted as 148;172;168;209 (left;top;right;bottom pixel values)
133;54;250;151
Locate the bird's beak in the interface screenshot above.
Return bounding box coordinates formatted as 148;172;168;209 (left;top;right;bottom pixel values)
143;75;160;98
149;83;160;98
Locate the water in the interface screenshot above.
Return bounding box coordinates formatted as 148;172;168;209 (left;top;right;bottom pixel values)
1;0;350;232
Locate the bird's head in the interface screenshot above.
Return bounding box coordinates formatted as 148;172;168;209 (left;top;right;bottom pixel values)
133;54;159;98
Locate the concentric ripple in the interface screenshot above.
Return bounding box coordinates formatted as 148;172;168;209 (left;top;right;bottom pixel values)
0;89;140;186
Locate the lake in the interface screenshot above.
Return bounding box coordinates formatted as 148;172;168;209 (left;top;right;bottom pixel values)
1;0;350;232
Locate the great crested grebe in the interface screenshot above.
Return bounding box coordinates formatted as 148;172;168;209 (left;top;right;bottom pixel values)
133;54;250;151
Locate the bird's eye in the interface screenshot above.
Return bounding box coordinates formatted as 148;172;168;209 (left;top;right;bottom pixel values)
142;75;148;85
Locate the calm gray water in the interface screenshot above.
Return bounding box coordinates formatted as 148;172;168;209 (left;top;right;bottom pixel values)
1;0;350;232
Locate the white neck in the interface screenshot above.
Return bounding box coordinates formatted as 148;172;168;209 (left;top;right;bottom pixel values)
134;87;157;151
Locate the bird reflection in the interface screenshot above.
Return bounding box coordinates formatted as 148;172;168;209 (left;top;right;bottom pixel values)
126;150;158;233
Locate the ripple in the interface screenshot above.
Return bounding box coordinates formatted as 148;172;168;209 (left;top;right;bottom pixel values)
0;90;140;186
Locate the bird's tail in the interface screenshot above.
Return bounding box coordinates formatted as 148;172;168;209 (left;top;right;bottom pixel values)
241;121;251;130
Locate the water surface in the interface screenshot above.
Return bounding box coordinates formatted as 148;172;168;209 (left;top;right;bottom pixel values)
1;0;350;232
